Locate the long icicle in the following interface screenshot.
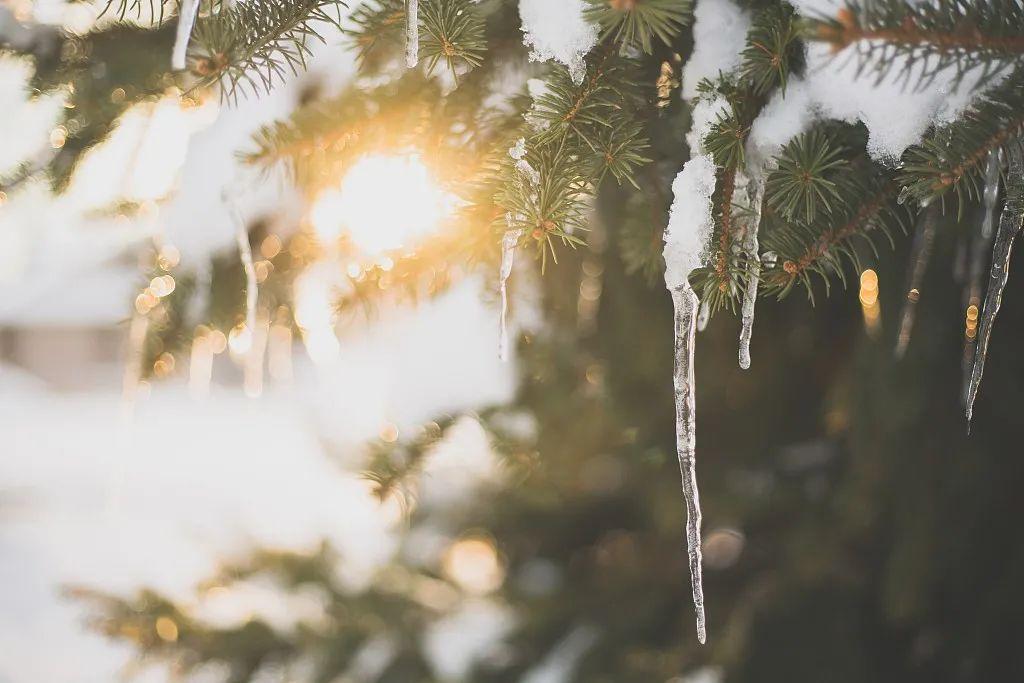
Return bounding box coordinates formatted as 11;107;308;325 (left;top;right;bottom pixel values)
895;204;940;359
171;0;201;70
738;176;765;370
966;142;1024;424
961;151;1002;403
498;228;520;362
671;280;706;644
405;0;419;68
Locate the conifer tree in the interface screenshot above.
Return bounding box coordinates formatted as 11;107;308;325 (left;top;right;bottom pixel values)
4;0;1024;679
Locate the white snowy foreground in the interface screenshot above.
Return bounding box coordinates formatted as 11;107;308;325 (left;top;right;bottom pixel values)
0;282;516;683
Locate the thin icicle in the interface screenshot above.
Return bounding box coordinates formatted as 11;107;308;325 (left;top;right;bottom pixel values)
498;228;521;362
961;151;1002;402
224;185;260;393
696;300;710;332
895;204;939;359
966;143;1024;425
738;176;764;370
671;281;706;645
171;0;201;70
230;204;258;339
405;0;419;68
498;139;538;361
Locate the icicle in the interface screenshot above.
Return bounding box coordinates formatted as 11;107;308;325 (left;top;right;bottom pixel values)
894;204;939;359
171;0;201;70
961;151;1002;403
405;0;419;68
738;177;765;370
696;300;710;332
224;185;261;394
671;281;706;645
498;228;521;361
662;155;715;644
966;143;1023;425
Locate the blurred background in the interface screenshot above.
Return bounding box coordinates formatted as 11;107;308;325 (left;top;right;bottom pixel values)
2;1;1024;682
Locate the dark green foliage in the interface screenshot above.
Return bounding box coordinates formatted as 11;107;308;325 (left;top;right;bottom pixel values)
761;139;910;301
899;69;1024;209
766;129;852;225
806;0;1024;88
741;2;803;95
497;139;590;269
189;0;345;101
585;0;693;55
420;0;488;78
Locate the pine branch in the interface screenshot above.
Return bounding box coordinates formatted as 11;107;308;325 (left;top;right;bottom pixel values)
899;69;1024;208
420;0;487;79
100;0;176;23
762;169;907;300
585;0;693;55
807;0;1024;88
497;139;591;271
741;2;803;96
765;129;853;225
188;0;345;101
346;0;406;68
528;51;640;148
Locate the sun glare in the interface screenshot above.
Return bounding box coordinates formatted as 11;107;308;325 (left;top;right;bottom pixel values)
311;154;455;255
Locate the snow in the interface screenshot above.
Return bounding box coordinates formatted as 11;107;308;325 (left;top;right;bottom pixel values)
761;7;1007;164
518;0;598;85
681;0;750;100
0;276;518;683
686;95;729;156
663;155;717;290
747;80;815;163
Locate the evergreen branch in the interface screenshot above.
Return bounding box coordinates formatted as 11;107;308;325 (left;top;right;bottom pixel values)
420;0;487;79
188;0;345;101
100;0;175;23
585;0;693;55
346;0;406;67
497;139;591;271
762;173;906;300
528;50;634;148
899;69;1024;208
741;2;803;95
765;129;853;225
807;0;1024;88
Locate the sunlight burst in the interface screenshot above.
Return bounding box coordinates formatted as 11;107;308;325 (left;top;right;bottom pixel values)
311;154;456;255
